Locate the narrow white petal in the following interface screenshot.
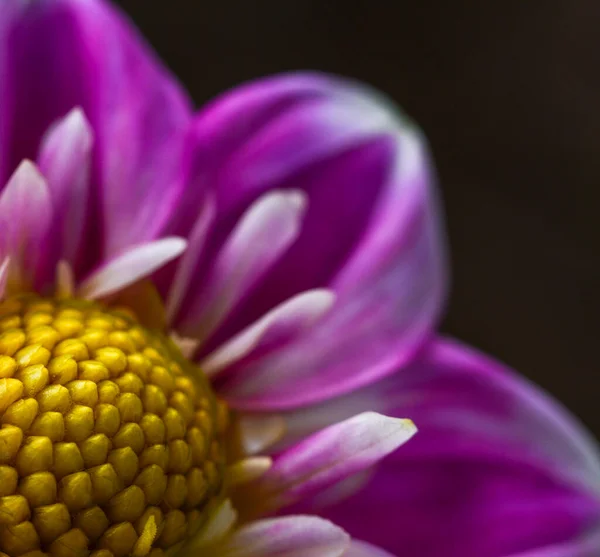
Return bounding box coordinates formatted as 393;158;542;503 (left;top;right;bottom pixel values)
215;516;349;557
0;257;10;300
0;160;52;269
38;107;93;263
192;499;237;548
201;289;335;377
55;260;75;298
228;456;273;487
165;197;215;323
258;412;416;509
78;237;187;299
182;190;307;343
238;414;287;455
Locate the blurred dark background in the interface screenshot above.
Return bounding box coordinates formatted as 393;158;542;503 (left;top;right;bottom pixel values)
114;1;600;435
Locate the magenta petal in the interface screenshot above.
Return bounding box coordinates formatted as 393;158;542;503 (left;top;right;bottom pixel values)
205;77;445;408
297;339;600;556
0;0;191;265
177;190;307;343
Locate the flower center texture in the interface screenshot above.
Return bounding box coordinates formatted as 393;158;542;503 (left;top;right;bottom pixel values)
0;295;229;557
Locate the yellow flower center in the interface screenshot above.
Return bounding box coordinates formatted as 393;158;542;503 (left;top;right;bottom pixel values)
0;295;229;557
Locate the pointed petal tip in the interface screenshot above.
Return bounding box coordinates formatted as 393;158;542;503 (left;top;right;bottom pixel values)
11;159;46;184
78;236;188;299
61;106;93;145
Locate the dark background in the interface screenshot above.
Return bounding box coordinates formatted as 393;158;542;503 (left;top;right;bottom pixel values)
115;1;600;435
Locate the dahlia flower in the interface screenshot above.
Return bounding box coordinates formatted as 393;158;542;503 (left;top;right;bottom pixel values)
0;1;597;556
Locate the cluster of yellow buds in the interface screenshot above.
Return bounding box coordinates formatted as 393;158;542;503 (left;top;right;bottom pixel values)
0;296;229;557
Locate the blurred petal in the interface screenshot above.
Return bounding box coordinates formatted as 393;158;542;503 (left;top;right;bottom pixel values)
0;160;52;275
0;257;10;299
178;190;307;344
238;414;287;455
508;529;600;557
183;73;447;408
0;0;191;263
192;499;238;548
253;412;416;511
211;516;349;557
36;107;92;282
296;339;600;556
344;540;396;557
79;238;187;299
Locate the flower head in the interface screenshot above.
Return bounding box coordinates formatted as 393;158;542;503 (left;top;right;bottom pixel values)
0;1;598;557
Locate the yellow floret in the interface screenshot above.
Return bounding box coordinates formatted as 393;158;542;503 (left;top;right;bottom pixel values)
0;295;228;557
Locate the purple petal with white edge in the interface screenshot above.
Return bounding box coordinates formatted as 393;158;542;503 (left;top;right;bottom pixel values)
0;160;52;275
177;190;307;344
78;238;187;299
0;0;191;263
211;516;349;557
181;73;447;408
253;412;416;511
288;338;600;556
202;289;335;377
36;107;92;283
344;540;396;557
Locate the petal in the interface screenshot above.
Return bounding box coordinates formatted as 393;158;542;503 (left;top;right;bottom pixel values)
78;238;187;299
165;197;216;324
237;414;287;455
212;516;349;557
183;73;447;408
298;339;600;556
344;540;396;557
508;529;600;557
36;107;93;283
0;0;191;262
177;190;307;344
253;412;416;511
0;160;52;275
192;499;238;548
0;257;10;299
202;289;335;377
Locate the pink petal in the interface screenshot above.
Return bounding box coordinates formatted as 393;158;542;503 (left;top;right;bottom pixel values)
255;412;416;510
178;190;307;343
202;289;335;377
36;107;92;282
508;529;600;557
78;237;187;299
214;516;349;557
0;160;52;274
